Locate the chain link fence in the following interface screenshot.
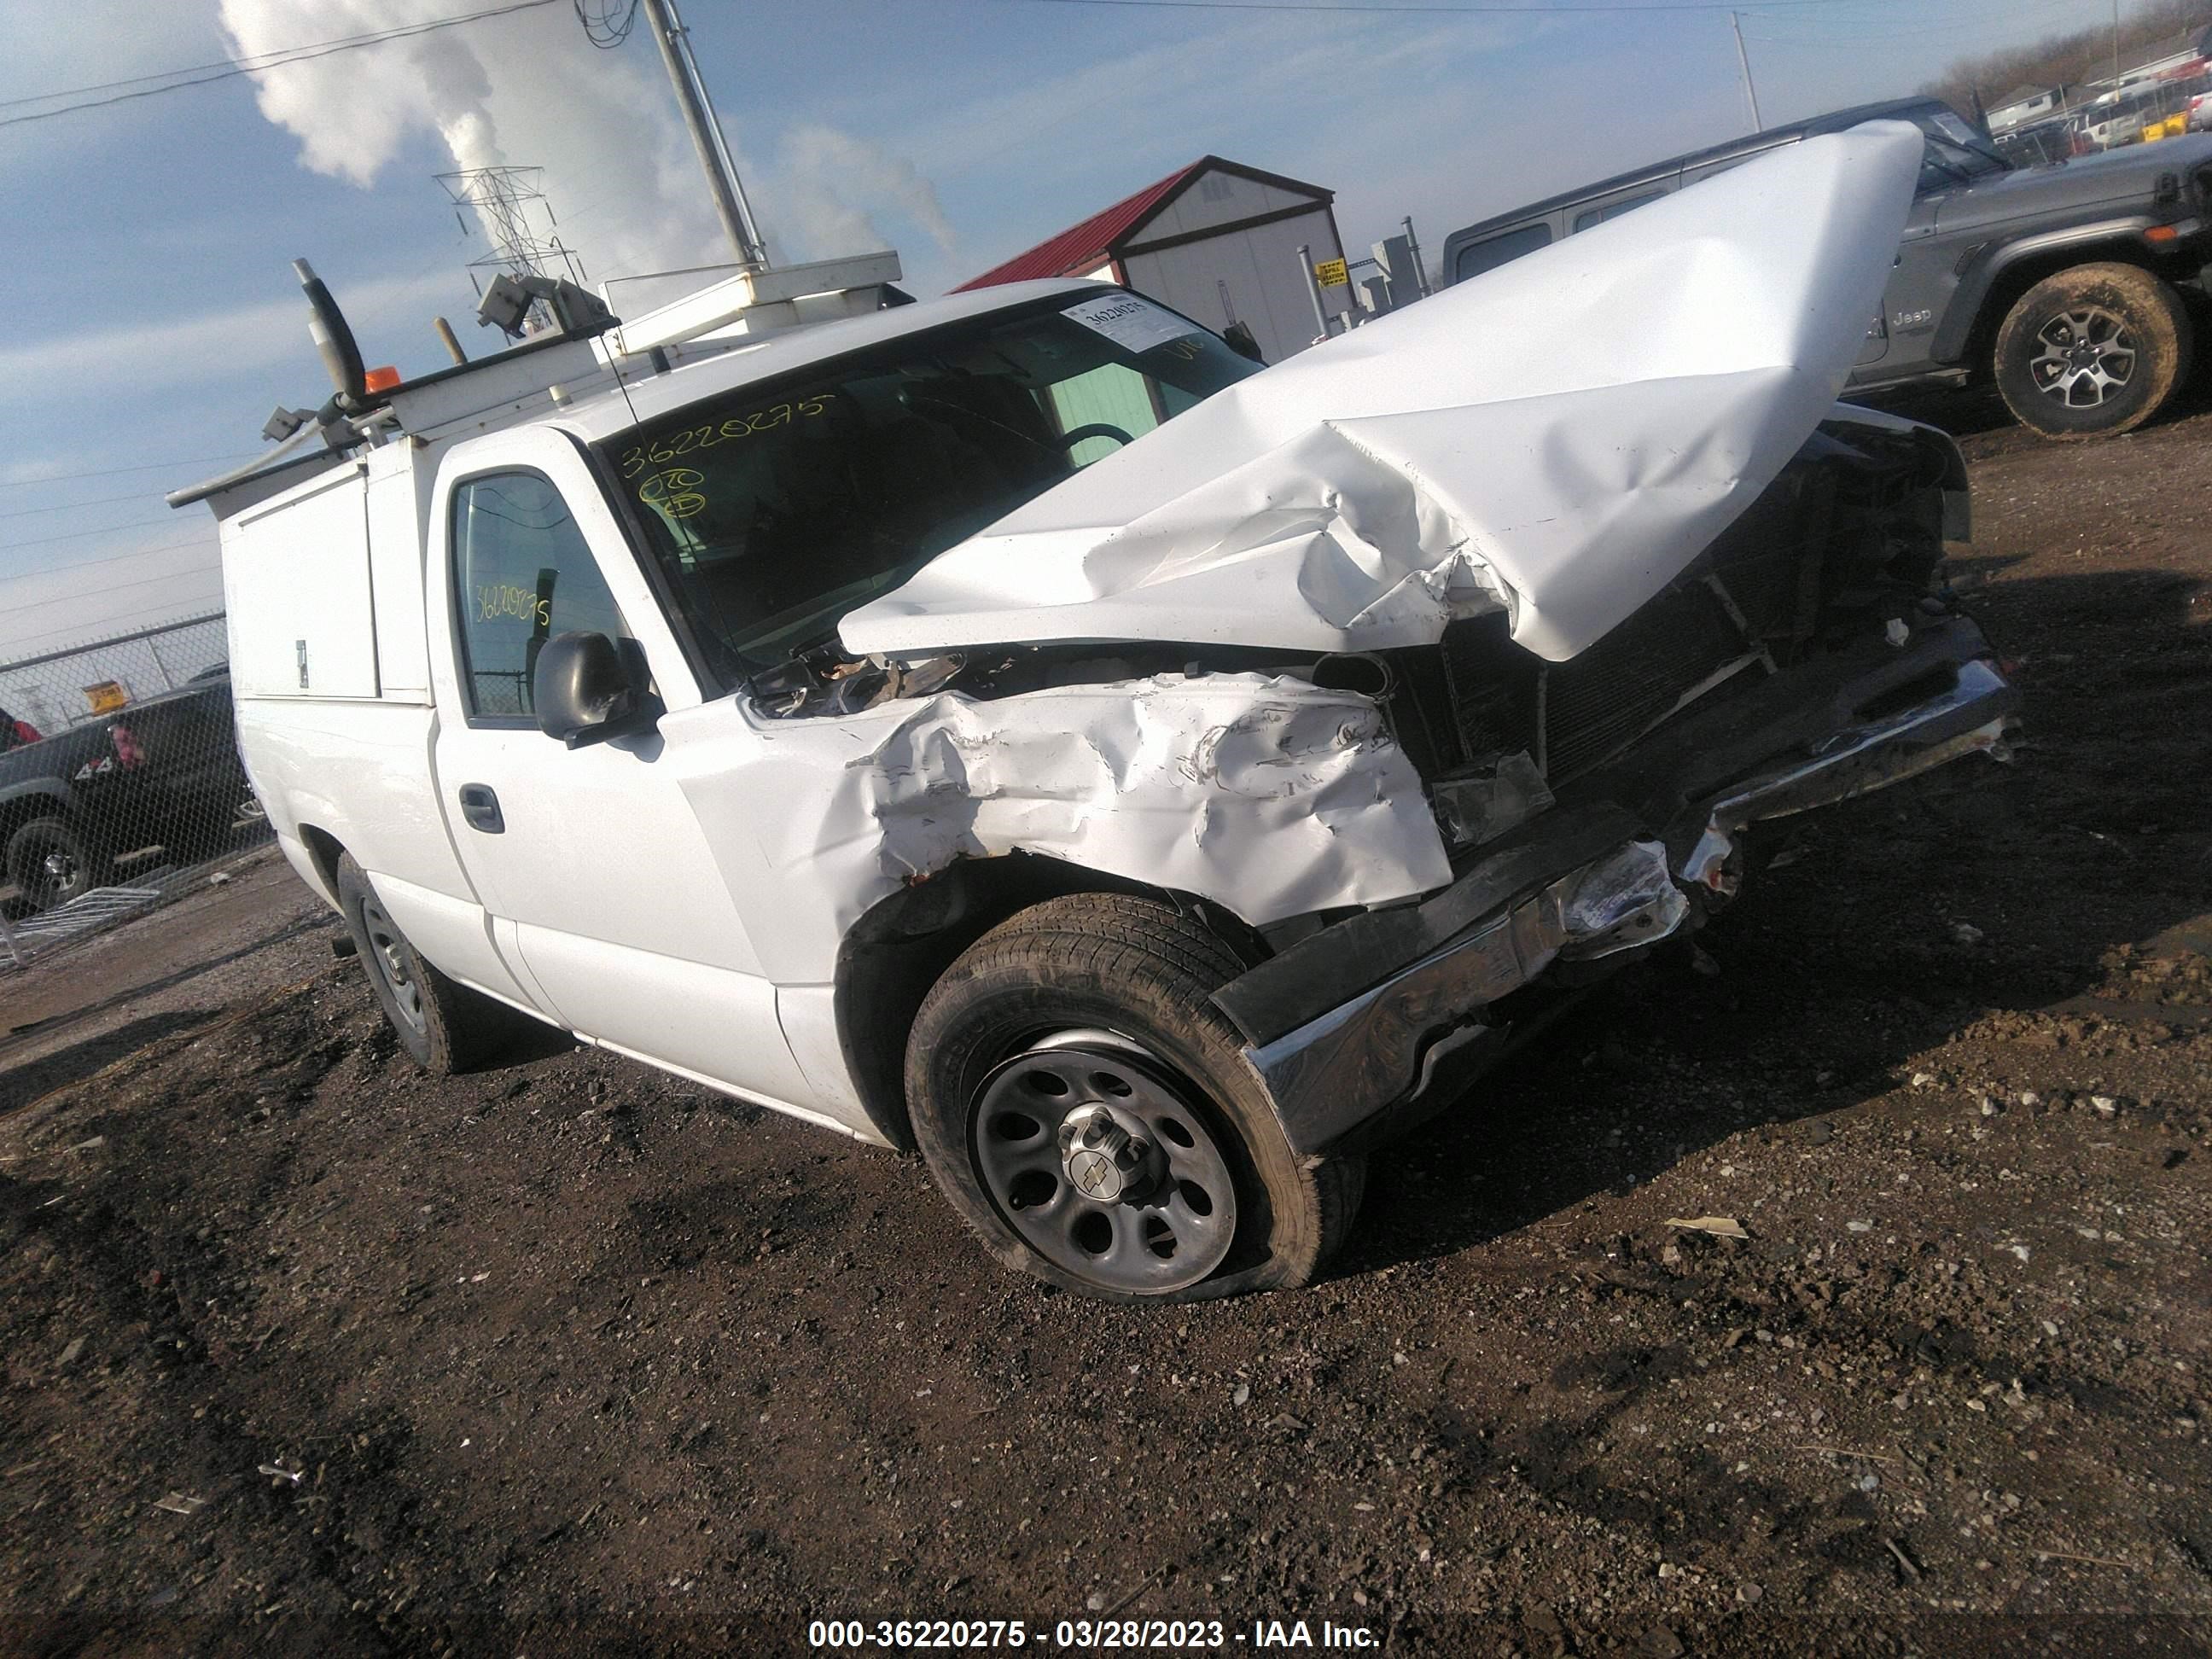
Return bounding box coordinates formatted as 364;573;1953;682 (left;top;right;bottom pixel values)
0;612;271;970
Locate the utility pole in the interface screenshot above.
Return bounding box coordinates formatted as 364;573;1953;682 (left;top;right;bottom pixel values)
1295;243;1331;343
1729;11;1763;134
1401;215;1431;299
639;0;768;270
2110;0;2121;82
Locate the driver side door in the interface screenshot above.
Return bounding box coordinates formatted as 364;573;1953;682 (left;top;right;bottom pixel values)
425;428;818;1114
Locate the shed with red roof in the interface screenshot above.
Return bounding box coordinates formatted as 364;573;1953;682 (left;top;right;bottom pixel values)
955;157;1351;364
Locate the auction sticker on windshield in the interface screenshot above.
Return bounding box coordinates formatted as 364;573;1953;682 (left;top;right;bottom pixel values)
1062;293;1197;355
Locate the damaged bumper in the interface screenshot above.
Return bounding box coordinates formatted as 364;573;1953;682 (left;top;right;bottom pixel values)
1213;622;2020;1155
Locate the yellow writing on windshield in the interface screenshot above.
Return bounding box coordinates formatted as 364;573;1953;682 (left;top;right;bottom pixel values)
618;392;836;479
637;468;708;521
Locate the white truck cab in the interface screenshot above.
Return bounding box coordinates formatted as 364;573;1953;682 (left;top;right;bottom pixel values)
176;125;2018;1301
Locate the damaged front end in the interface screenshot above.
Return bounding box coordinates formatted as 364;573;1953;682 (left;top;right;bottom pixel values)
1203;406;2017;1158
760;399;2017;1160
613;120;2017;1161
1214;606;2016;1155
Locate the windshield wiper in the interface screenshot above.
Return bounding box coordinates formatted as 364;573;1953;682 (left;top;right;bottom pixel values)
1920;148;1972;186
1930;131;2005;177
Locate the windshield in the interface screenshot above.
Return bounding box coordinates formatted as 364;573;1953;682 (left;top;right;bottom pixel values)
1913;107;2008;189
600;294;1260;684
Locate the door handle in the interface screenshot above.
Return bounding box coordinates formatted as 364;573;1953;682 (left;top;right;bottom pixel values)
457;783;504;834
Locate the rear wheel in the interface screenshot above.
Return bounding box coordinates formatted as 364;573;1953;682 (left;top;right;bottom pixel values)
906;894;1364;1302
335;853;532;1072
4;816;105;911
1993;263;2192;438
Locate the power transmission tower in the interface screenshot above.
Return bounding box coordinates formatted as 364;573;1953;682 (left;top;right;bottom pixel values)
434;166;589;331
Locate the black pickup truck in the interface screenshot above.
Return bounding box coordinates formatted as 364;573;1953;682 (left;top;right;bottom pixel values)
0;667;255;911
1440;97;2212;438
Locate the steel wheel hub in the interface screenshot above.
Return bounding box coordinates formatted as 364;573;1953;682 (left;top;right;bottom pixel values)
2029;306;2136;407
971;1031;1237;1294
1059;1102;1162;1203
358;896;427;1035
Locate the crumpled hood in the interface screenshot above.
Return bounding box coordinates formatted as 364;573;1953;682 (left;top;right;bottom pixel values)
841;121;1924;664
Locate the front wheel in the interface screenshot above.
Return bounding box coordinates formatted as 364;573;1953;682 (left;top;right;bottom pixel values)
906;894;1364;1302
1993;263;2192;438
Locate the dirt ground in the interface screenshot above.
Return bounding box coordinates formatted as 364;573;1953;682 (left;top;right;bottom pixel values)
3;399;2209;1657
1;853;327;1082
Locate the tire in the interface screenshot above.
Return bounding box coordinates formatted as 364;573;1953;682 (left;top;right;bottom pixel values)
1993;263;2192;438
335;852;528;1073
4;816;106;912
905;893;1365;1303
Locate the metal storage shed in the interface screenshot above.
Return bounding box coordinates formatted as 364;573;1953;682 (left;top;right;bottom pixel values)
954;156;1353;363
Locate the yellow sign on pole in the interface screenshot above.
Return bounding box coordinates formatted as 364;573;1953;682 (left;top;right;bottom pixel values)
82;681;129;715
1313;257;1349;288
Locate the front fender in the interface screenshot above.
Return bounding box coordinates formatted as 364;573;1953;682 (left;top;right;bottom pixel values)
824;672;1452;929
0;776;74;823
701;672;1454;988
1935;215;2173;364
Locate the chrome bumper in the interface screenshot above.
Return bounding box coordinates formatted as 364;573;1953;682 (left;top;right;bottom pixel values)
1221;650;2019;1155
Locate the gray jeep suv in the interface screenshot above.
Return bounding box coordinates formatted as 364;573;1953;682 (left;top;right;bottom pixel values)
1440;97;2212;438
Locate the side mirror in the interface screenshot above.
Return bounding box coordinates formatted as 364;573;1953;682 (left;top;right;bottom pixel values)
533;631;653;748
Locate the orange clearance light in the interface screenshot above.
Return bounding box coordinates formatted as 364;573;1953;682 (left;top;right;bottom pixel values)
363;364;403;393
2145;224;2180;243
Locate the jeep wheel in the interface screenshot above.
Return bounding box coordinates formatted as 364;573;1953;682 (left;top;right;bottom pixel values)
906;894;1364;1303
4;816;105;912
1994;263;2192;438
335;852;533;1073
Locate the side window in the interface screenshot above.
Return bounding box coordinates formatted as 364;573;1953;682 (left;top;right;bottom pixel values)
451;471;632;719
1572;190;1665;233
1452;223;1551;284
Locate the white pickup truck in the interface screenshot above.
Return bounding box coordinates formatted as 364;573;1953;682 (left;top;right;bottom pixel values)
174;124;2017;1302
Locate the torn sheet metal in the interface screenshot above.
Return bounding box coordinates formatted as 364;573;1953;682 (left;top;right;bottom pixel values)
693;673;1452;982
842;122;1924;665
1558;841;1691;960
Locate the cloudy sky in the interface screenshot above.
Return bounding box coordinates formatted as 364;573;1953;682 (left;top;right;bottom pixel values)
0;0;2131;658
